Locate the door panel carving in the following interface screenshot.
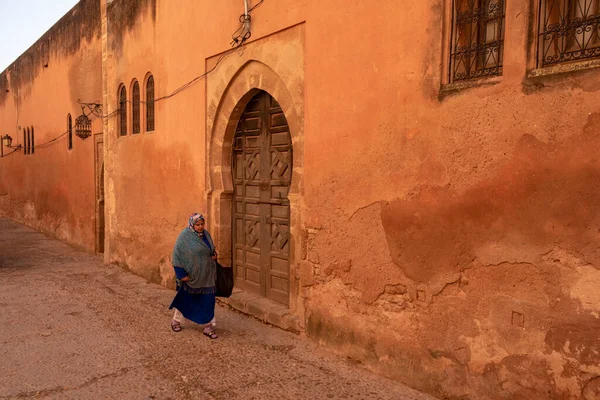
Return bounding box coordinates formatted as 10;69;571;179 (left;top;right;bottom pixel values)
233;91;292;305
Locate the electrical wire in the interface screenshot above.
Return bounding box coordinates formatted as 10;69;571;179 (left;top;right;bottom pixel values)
7;0;266;154
80;0;266;114
77;101;120;121
153;47;235;103
3;109;93;156
248;0;264;12
2;147;21;158
231;19;246;46
35;130;70;149
78;38;243;114
232;0;264;48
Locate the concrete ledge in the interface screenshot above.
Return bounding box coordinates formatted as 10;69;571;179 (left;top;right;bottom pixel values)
218;289;301;333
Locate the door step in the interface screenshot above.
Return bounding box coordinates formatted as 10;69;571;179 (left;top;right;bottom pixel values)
218;288;300;333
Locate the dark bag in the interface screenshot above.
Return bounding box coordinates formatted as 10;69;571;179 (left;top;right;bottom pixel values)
215;262;234;298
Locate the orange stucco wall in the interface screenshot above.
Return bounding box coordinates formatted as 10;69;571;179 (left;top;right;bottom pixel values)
104;1;600;398
0;0;102;252
4;0;600;398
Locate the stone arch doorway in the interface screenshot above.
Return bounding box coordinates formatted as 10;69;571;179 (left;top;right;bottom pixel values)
206;58;304;317
232;90;292;305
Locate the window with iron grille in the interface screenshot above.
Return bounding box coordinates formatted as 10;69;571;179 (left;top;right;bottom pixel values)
26;128;30;155
146;75;155;132
132;81;140;134
23;131;26;155
449;0;506;82
31;126;34;154
119;86;127;136
538;0;600;67
68;114;73;150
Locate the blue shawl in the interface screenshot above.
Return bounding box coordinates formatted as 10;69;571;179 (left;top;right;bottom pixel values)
172;227;216;290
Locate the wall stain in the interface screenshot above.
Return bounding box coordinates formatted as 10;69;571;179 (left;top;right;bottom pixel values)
0;73;9;105
381;114;600;284
307;113;600;399
107;0;157;56
0;0;100;106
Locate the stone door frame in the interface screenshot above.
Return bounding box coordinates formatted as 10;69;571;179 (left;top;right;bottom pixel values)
206;57;304;316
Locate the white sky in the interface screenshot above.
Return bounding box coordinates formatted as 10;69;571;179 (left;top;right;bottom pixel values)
0;0;79;72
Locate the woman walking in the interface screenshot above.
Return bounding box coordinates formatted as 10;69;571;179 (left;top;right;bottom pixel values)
169;213;218;339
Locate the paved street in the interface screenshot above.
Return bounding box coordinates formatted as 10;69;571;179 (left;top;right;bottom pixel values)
0;218;433;400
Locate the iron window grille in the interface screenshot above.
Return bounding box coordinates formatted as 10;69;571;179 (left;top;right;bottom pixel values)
132;81;140;134
119;86;127;136
538;0;600;67
450;0;506;82
23;131;26;155
26;128;30;155
146;75;155;132
31;127;34;154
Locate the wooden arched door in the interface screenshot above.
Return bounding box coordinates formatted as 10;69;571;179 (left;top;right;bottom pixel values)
232;91;292;305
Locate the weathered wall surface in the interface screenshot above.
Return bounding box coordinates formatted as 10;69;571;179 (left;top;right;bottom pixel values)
103;0;305;286
300;1;600;399
104;0;195;284
0;0;102;251
103;0;600;398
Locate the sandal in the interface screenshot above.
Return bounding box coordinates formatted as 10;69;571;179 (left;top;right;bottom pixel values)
171;319;182;332
203;327;218;339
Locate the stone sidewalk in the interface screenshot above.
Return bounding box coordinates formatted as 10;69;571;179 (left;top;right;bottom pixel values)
0;218;434;400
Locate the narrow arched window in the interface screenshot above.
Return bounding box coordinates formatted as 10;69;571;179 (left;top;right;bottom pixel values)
26;127;30;155
68;114;73;150
132;81;140;134
146;75;155;132
31;126;34;154
119;85;127;136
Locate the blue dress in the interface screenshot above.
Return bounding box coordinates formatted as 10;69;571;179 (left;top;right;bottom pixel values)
169;234;216;324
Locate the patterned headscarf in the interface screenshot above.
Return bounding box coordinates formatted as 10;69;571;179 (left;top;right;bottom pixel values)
188;213;205;235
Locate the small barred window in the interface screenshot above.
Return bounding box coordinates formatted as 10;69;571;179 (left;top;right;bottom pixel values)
146;75;155;132
538;0;600;67
132;81;140;134
449;0;506;82
68;114;73;150
119;85;127;136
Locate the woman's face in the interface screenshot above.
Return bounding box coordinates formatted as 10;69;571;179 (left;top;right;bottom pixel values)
193;219;205;232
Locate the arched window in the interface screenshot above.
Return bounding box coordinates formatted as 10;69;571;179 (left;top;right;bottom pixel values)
68;114;73;150
119;85;127;136
31;126;34;154
146;75;155;132
132;81;140;134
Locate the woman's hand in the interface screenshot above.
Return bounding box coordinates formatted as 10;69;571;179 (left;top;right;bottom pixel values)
212;250;218;261
180;276;191;282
